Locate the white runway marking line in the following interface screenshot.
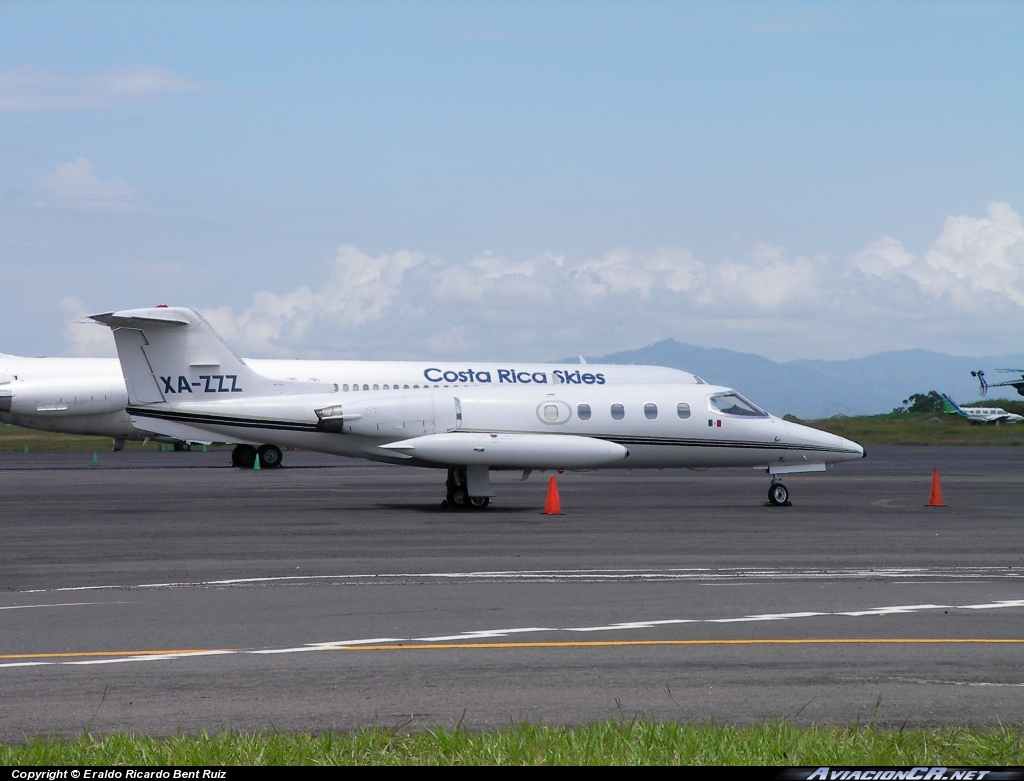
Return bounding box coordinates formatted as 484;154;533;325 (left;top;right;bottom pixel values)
567;602;1024;633
889;677;1024;688
3;598;1023;669
418;628;556;642
0;602;114;611
65;650;235;666
837;604;948;616
959;599;1024;609
19;566;1024;594
570;619;699;632
252;638;404;655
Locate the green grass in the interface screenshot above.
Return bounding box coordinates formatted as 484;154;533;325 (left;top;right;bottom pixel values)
792;413;1024;446
0;425;140;452
0;424;228;452
1;722;1022;765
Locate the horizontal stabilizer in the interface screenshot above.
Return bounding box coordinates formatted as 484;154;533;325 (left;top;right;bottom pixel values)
91;311;191;327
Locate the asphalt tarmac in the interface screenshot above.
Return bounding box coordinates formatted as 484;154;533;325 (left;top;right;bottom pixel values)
1;446;1023;740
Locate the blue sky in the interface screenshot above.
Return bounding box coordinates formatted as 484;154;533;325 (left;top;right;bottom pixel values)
1;1;1021;361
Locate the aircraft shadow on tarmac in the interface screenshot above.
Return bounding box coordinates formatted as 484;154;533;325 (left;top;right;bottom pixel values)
380;502;537;514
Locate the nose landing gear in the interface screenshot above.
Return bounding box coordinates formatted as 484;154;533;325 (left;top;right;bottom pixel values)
767;479;791;507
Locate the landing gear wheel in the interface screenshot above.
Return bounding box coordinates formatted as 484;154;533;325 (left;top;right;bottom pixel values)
768;482;790;506
173;442;191;452
446;466;462;509
445;468;487;510
257;444;283;469
232;445;257;468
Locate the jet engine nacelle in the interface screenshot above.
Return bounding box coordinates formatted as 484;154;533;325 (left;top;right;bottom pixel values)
314;394;457;438
0;375;127;417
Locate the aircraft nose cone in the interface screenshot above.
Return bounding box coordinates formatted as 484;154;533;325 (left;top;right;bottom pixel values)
839;436;865;459
783;419;864;463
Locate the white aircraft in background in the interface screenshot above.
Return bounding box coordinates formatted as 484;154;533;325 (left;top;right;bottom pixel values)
940;393;1024;425
1;323;700;467
90;307;864;507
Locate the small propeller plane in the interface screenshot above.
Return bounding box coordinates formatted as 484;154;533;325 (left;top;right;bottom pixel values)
941;393;1023;425
90;307;864;508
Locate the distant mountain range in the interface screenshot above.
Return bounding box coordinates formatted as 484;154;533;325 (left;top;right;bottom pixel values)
574;340;1024;419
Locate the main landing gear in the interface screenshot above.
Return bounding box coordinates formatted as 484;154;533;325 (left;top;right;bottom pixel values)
444;468;490;511
231;444;283;469
767;479;791;507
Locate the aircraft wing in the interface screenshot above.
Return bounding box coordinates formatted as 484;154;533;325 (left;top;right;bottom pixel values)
126;413;223;446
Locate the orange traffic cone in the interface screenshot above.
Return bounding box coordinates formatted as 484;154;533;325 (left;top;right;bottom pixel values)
925;468;946;507
542;475;563;515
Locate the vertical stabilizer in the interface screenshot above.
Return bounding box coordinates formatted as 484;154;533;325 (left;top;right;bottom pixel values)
940;393;966;418
90;307;334;405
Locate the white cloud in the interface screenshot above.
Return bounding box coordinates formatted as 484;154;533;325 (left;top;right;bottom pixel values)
38;158;137;211
192;239;838;359
0;66;201;112
921;202;1024;306
58;297;116;357
853;236;915;279
201;245;430;356
63;202;1024;361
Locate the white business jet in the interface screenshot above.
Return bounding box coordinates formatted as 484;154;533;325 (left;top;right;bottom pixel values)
0;327;697;466
91;307;864;507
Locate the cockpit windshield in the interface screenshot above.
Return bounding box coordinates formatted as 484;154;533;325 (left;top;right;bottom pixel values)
708;392;768;418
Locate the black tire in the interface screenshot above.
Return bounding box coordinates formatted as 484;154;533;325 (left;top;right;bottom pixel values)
768;483;789;506
232;445;257;468
450;487;468;509
173;442;190;452
468;495;490;510
257;444;283;469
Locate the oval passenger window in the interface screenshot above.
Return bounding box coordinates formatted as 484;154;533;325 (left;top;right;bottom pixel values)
677;403;690;419
644;403;658;420
611;403;625;420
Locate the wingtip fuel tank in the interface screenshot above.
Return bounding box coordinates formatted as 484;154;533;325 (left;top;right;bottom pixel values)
380;432;629;469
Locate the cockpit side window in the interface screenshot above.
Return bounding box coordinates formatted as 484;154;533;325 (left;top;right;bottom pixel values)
708;392;768;418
